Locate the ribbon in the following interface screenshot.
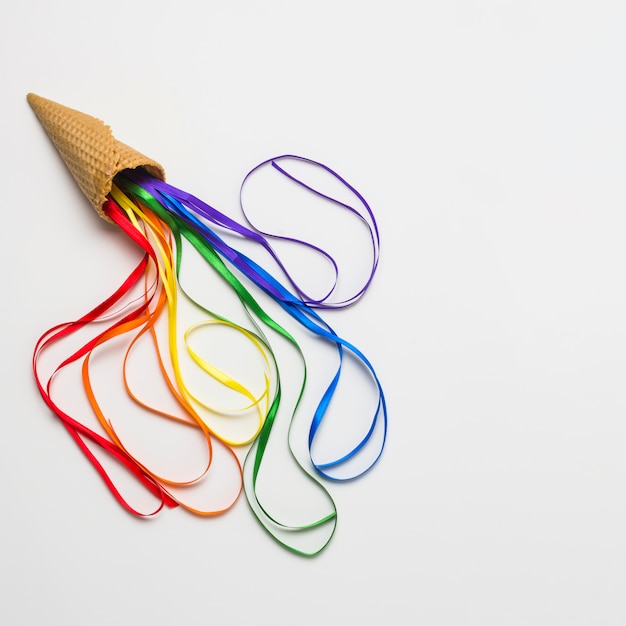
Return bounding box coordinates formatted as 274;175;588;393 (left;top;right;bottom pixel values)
33;154;386;556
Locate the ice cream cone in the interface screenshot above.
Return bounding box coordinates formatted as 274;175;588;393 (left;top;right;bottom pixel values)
27;93;165;220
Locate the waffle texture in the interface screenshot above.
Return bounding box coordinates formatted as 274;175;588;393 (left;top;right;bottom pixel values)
27;93;165;220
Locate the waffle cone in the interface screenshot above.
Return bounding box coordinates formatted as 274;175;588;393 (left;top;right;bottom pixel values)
27;93;165;221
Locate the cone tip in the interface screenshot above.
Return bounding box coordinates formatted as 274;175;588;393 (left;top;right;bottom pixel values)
26;93;52;117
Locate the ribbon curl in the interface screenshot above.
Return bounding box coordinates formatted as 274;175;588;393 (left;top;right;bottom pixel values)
33;154;386;556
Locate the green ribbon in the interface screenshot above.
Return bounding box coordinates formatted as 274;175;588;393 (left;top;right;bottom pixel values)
120;177;337;556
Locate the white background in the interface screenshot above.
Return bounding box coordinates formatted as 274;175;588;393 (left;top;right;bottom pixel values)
3;0;626;624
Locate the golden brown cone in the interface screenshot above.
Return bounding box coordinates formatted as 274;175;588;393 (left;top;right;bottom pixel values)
27;93;165;221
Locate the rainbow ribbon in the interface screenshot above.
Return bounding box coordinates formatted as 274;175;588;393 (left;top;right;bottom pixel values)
33;154;386;555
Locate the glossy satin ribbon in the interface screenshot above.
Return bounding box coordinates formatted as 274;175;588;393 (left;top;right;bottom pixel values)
33;155;386;555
